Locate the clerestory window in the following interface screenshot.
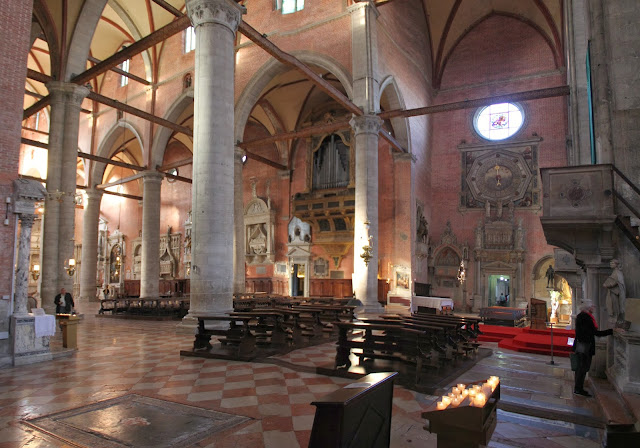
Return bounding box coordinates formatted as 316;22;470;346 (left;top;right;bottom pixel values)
274;0;304;14
184;26;196;53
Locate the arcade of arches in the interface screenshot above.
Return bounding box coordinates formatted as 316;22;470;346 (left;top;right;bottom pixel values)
1;1;640;447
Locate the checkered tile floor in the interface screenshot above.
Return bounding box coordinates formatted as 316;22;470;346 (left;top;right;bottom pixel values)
0;302;605;448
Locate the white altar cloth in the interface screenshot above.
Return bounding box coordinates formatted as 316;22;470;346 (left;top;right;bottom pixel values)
411;296;454;313
33;314;56;337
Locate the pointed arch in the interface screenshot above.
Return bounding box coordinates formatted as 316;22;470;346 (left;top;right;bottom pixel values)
150;89;194;168
90;119;144;186
235;51;353;144
65;0;108;81
378;75;411;153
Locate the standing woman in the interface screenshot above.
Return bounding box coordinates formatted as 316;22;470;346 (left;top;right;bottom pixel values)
573;302;613;396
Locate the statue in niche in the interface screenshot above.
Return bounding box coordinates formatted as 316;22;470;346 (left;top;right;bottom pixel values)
416;208;429;243
603;258;627;326
515;218;525;250
485;200;491;219
508;201;515;220
545;265;555;288
497;200;504;219
475;223;483;249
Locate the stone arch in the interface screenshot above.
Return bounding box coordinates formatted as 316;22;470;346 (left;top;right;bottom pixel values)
235;51;353;144
150;89;194;168
378;75;411;152
108;0;153;82
64;0;108;81
90;120;144;187
531;254;555;299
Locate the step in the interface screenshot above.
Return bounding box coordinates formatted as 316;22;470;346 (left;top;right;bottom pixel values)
590;377;640;448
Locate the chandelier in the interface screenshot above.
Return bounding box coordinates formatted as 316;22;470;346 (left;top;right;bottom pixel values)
457;260;466;284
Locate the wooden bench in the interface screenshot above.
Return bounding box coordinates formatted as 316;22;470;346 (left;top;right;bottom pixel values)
309;372;397;448
192;314;255;358
333;321;438;383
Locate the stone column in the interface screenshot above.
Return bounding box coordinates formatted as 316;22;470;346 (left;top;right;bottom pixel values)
14;215;36;316
588;0;614;164
79;188;103;302
140;171;164;298
233;147;246;294
351;115;383;313
185;0;243;317
41;82;89;313
349;0;380;115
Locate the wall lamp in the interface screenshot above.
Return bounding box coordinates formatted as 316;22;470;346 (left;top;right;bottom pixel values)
31;264;40;281
65;258;76;277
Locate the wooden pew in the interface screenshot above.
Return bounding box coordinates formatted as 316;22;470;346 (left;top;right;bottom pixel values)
192;314;255;358
333;321;436;383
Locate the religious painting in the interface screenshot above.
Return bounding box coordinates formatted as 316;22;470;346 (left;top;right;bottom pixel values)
396;271;410;290
109;244;122;284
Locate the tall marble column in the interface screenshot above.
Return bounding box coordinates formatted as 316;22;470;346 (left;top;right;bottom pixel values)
140;171;164;298
233;147;246;294
14;215;36;316
351;115;383;313
185;0;243;316
349;0;380;115
79;188;103;302
41;82;89;313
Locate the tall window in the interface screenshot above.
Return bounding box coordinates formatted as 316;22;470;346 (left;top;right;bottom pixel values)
119;52;130;87
184;26;196;53
313;134;349;190
275;0;304;14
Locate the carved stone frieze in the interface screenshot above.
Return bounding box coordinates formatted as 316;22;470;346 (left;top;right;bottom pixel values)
245;180;276;265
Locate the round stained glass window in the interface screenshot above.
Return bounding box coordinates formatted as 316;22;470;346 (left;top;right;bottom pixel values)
473;102;524;141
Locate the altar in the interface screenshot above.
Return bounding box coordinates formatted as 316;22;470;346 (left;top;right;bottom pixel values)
411;296;454;314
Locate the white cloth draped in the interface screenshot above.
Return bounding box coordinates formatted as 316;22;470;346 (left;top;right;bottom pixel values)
33;314;56;337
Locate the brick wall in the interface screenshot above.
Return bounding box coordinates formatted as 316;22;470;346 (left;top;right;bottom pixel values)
0;0;34;298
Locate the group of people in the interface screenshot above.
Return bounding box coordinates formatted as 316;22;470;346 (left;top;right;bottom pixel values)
497;293;509;306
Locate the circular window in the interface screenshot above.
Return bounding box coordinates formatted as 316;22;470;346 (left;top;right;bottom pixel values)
473;102;524;141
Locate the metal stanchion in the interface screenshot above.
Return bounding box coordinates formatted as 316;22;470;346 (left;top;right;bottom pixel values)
548;322;555;365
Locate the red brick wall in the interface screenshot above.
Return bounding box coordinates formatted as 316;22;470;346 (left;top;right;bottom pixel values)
430;15;568;302
0;0;34;296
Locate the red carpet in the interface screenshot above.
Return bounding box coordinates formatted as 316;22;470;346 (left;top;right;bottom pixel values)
478;324;575;357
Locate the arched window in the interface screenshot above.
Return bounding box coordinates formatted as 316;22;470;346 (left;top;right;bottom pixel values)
312;134;349;190
473;102;524;141
274;0;304;14
184;26;196;53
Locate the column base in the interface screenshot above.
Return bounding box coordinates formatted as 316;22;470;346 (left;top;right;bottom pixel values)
11;315;52;366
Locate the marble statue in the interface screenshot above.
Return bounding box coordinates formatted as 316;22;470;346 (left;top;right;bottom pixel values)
603;258;626;325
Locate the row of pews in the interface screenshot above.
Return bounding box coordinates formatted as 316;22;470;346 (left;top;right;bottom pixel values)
98;296;190;318
189;295;358;360
333;312;482;383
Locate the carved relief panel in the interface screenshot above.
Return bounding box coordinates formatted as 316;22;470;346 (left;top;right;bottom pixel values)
159;227;181;279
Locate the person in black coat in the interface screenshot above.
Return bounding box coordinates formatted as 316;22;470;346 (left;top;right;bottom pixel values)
54;288;74;314
573;303;613;396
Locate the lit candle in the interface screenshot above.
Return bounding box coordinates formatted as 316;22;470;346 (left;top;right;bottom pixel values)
457;383;466;391
468;388;477;397
472;385;481;393
448;392;456;400
436;401;447;410
461;389;469;398
482;383;492;396
442;396;452;406
452;387;460;395
473;392;486;407
451;396;462;407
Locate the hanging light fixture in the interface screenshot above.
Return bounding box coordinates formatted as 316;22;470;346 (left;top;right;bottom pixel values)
457;259;466;284
360;220;373;266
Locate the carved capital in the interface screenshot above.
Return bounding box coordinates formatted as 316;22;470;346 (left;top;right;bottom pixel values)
85;188;104;202
46;81;89;108
142;170;165;186
186;0;243;33
350;114;382;136
18;214;36;228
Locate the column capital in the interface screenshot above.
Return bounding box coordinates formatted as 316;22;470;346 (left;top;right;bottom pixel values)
18;214;36;228
46;81;89;107
142;170;165;185
85;187;104;202
350;114;383;136
186;0;244;32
